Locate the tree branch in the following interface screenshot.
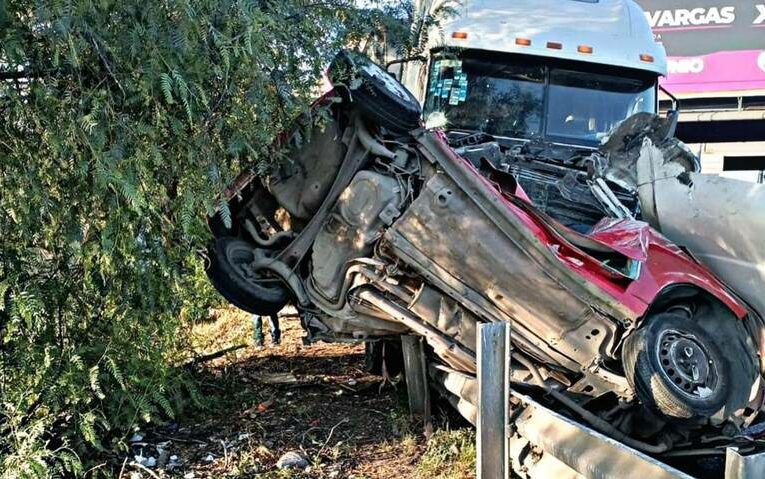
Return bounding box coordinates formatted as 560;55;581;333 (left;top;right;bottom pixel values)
183;344;247;370
82;31;126;98
0;70;39;80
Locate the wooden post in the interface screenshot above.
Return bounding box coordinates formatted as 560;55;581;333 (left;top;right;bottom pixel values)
401;335;432;433
477;323;510;479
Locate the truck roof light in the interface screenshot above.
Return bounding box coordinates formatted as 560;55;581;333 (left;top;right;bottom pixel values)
516;38;532;46
452;32;469;40
546;41;563;50
640;54;655;63
577;45;593;54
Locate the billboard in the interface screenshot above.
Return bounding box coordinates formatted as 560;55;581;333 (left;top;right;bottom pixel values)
637;1;765;94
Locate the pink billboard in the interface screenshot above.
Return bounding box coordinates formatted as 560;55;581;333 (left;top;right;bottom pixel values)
639;1;765;94
662;50;765;93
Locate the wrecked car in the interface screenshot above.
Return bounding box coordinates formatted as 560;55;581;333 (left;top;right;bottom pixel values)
204;51;765;463
630;129;765;346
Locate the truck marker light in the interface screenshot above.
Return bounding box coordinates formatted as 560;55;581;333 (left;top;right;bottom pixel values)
546;41;563;50
640;54;655;63
516;38;532;46
452;32;469;40
577;45;593;54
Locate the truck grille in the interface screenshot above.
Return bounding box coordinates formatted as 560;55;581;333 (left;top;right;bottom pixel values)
507;160;639;231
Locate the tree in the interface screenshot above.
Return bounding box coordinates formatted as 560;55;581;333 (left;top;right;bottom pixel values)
347;0;460;64
0;1;383;476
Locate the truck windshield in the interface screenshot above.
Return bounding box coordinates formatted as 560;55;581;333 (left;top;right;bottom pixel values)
424;51;657;147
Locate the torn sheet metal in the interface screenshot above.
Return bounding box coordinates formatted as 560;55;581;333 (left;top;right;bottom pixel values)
599;112;699;193
636;139;765;321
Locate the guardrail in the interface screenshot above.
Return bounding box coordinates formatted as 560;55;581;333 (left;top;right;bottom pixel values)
474;323;765;479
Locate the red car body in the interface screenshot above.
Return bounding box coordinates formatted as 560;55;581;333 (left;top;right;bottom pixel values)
440;132;747;322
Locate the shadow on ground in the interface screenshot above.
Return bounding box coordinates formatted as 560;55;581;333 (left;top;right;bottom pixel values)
126;316;424;478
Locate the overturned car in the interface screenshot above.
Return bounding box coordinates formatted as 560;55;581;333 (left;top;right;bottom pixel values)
205;52;765;463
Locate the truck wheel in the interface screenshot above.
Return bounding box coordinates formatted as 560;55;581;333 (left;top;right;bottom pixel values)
622;312;755;422
206;237;289;315
329;50;421;135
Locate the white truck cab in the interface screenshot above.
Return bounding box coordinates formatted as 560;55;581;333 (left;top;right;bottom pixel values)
403;0;668;148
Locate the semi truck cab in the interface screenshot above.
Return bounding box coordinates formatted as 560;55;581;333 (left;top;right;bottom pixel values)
404;0;668;148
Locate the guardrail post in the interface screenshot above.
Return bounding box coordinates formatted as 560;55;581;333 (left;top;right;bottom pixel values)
726;448;765;479
477;322;510;479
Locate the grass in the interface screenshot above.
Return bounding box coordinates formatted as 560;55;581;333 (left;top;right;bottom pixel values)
189;308;253;358
415;429;477;479
168;307;479;478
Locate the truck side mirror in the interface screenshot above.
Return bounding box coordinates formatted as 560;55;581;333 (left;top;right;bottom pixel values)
658;85;680;139
385;55;428;81
664;109;679;140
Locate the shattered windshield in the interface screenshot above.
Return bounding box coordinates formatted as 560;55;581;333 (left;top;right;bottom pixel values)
424;50;657;147
423;56;545;138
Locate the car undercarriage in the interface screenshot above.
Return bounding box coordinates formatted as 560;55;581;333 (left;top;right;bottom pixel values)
205;51;765;474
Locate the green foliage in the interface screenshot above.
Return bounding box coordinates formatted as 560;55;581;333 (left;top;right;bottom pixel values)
0;0;377;476
349;0;460;63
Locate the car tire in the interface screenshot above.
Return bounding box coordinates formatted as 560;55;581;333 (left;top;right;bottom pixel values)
329;50;422;135
622;312;755;422
206;237;290;315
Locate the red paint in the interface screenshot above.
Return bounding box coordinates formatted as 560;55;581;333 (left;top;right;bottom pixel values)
445;137;747;320
653;25;732;32
587;219;649;262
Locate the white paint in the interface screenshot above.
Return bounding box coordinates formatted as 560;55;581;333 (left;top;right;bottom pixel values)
668;57;705;74
720;170;762;183
417;0;667;76
637;143;765;324
758;51;765;73
645;6;736;28
755;4;765;24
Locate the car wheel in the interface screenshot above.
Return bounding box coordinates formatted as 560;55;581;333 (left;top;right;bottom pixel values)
622;312;755;422
206;237;290;315
329;50;422;135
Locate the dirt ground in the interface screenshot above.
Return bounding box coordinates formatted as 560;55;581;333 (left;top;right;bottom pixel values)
120;309;475;479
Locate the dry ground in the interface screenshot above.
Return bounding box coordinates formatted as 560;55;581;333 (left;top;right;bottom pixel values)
119;308;475;479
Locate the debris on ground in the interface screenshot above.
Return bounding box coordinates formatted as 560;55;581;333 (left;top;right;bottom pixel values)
276;450;310;470
133;453;157;468
112;309;479;478
258;372;300;385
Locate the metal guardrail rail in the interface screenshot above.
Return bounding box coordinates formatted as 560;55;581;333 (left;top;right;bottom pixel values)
474;323;765;479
